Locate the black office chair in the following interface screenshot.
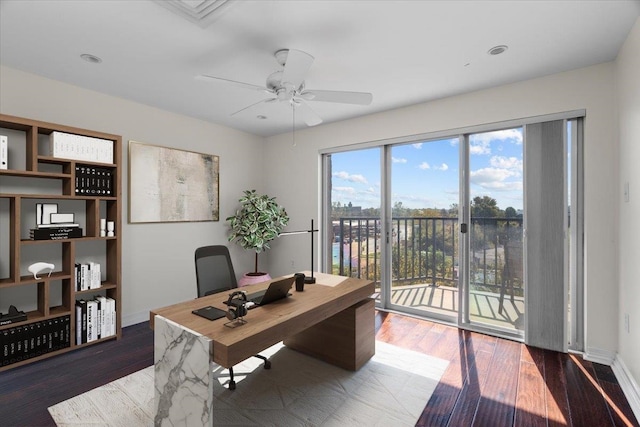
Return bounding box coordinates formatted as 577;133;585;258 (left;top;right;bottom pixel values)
194;245;271;390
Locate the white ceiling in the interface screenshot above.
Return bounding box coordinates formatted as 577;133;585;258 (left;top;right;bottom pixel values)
1;0;638;137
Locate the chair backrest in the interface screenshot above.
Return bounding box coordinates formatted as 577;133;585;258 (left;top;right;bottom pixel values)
194;245;238;297
504;237;524;282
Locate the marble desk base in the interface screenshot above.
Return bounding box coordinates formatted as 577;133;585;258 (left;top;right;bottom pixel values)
154;315;214;427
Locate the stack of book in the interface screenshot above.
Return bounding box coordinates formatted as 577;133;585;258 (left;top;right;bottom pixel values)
0;315;71;367
75;297;116;344
50;131;114;164
30;224;82;240
74;262;101;291
75;165;114;196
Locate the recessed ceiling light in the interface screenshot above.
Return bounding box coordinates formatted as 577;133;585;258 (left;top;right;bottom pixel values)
257;115;267;120
487;45;508;56
80;53;102;64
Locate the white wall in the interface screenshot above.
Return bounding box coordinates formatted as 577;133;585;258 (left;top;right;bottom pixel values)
265;62;620;362
615;17;640;391
0;66;265;325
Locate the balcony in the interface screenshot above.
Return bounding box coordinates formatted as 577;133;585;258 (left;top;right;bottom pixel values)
332;216;524;332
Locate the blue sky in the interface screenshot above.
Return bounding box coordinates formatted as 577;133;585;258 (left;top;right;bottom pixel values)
331;128;524;211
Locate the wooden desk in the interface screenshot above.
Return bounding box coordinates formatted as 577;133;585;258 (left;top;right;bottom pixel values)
150;273;375;369
151;272;374;426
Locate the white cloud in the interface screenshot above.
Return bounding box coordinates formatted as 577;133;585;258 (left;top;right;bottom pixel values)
392;157;407;163
470;167;522;191
490;156;522;172
412;143;423;149
470;139;491;155
469;129;523;155
435;163;449;171
472;129;523;145
332;186;380;207
332;171;368;184
332;186;357;196
418;162;430;170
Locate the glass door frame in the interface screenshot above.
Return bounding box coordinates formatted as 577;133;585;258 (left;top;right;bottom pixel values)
320;111;584;346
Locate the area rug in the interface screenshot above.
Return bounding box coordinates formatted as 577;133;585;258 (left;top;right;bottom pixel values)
48;341;448;426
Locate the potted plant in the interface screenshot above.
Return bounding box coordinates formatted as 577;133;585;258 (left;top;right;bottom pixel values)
226;190;289;285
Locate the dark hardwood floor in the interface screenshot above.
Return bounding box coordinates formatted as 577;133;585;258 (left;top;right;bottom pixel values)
1;312;637;426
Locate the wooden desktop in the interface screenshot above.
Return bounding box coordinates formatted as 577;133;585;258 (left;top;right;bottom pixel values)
150;272;375;426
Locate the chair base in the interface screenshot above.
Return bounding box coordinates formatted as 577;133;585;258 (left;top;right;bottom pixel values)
226;355;271;390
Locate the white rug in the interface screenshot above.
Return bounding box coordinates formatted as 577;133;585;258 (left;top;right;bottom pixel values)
48;341;448;427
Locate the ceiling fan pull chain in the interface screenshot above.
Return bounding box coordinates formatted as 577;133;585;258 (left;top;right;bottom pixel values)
292;103;296;147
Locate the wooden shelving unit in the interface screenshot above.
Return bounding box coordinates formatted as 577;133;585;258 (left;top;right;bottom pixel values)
0;114;122;371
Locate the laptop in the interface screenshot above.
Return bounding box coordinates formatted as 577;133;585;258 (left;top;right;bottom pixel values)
226;276;295;308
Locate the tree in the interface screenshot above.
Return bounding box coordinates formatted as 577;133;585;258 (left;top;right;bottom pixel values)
471;196;500;218
505;206;517;218
393;201;408;217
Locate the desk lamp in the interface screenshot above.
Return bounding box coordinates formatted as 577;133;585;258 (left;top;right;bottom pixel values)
279;219;319;284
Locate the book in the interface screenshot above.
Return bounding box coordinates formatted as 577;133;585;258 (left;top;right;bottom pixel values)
0;315;70;367
87;300;98;342
96;296;107;338
0;134;7;170
80;264;88;291
35;203;58;226
75;304;82;345
76;300;88;344
74;263;80;291
107;297;116;337
75;164;114;195
30;227;83;240
88;262;101;289
50;131;114;164
1;329;9;366
36;223;80;229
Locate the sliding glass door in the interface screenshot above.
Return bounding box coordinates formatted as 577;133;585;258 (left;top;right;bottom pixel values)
324;148;382;296
322;113;583;348
464;128;525;335
387;138;460;322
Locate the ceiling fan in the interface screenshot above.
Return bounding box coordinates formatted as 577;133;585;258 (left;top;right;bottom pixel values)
197;49;373;127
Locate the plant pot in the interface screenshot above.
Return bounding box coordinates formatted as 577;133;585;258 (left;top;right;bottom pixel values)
238;272;271;287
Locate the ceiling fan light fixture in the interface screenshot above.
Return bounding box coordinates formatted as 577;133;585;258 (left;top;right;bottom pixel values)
80;53;102;64
274;49;289;67
487;45;508;56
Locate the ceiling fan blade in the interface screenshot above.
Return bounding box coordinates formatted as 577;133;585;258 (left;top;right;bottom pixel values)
294;100;323;127
281;49;314;89
231;98;274;116
196;74;269;93
303;89;373;105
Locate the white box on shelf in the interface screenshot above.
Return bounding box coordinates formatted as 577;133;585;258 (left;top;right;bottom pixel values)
0;135;7;169
36;203;58;225
50;213;75;223
50;131;114;164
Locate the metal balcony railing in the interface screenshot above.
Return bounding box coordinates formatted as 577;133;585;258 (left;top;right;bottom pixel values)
332;216;523;295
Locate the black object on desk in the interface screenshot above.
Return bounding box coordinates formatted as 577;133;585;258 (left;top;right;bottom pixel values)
192;306;226;321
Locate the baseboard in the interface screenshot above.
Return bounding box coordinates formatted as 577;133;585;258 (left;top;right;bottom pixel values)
611;355;640;423
122;311;150;328
584;346;616;365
